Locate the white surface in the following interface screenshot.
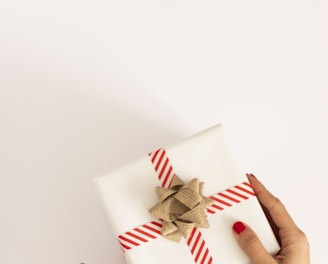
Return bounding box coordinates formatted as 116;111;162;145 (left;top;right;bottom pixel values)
95;125;280;263
0;0;326;263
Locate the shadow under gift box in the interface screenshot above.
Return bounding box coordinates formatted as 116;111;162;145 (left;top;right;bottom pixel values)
95;124;280;264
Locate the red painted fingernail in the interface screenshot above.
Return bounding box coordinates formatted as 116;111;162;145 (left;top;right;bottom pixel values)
233;221;246;234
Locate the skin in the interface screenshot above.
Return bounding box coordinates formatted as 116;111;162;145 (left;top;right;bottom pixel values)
232;174;310;264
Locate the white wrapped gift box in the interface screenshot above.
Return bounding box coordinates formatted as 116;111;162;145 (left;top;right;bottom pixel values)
95;124;280;264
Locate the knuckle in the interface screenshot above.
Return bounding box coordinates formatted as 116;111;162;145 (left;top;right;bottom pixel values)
239;230;274;263
272;197;282;206
243;234;261;252
297;229;309;246
289;228;310;252
268;196;283;212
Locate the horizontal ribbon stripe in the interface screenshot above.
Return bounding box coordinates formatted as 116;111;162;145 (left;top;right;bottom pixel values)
226;189;248;199
235;184;255;195
118;220;163;251
142;223;162;235
118;148;256;264
118;182;256;251
206;182;255;215
134;227;157;239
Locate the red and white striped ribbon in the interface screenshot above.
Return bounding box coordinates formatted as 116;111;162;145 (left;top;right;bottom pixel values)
206;182;255;215
187;228;213;264
148;148;214;264
118;220;163;251
148;148;176;189
117;148;256;264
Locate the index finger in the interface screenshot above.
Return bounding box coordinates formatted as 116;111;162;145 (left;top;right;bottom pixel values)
246;174;297;232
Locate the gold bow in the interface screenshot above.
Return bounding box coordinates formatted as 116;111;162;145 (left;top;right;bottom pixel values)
149;176;213;242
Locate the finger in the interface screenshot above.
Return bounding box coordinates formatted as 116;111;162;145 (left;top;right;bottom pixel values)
232;221;276;264
259;202;281;245
246;174;297;232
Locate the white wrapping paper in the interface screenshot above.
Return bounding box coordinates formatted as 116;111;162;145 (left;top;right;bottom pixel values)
95;124;280;264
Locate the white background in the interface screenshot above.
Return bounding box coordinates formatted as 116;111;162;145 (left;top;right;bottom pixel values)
0;0;327;263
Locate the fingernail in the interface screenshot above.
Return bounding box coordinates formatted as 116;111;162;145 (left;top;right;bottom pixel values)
246;173;256;179
233;221;246;234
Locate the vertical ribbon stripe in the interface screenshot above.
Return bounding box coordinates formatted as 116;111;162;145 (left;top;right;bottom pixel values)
148;148;214;264
117;148;256;264
149;148;175;189
187;228;213;264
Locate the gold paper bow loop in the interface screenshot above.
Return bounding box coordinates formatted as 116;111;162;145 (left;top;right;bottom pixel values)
149;176;213;242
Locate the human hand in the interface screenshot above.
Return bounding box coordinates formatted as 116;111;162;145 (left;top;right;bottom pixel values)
232;174;310;264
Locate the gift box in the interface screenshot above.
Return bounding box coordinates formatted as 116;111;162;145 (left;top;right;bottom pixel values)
95;124;280;264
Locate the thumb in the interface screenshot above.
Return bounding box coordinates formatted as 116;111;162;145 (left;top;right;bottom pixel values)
232;221;275;264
